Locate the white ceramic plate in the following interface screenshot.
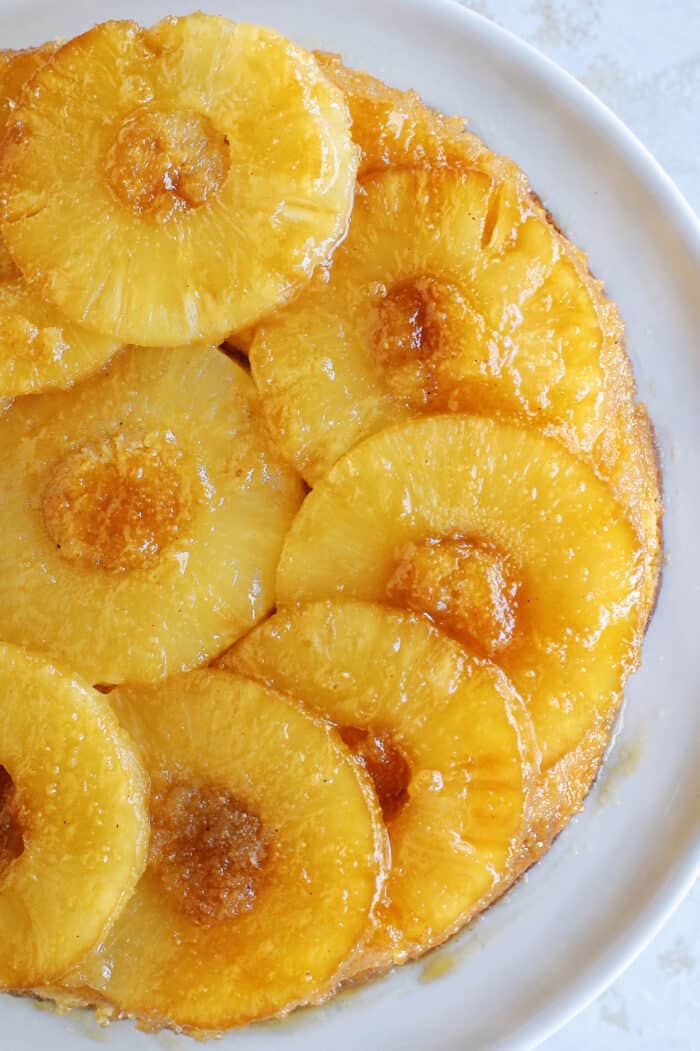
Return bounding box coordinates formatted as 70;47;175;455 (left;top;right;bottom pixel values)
2;1;699;1049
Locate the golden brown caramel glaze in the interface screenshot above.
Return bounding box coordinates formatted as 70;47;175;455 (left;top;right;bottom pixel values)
527;191;663;622
370;276;472;406
524;726;610;858
0;43;60;133
0;239;18;283
0;314;62;364
0;272;120;399
41;436;191;573
150;782;268;927
592;396;663;625
252;162;662;623
387;537;518;659
223;327;255;356
223;600;536;970
0;18;357;347
314;52;511;180
338;726;411;822
276;414;644;774
5;41;662;1031
0;44;121;398
0;765;23;875
372;280;438;370
0;346;305;684
0;643;149;989
105;108;231;222
57;670;387;1031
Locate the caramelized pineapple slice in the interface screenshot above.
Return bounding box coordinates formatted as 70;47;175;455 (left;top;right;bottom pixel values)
251;166;661;610
276;415;645;775
0;43;59;130
0;274;121;398
0;15;357;347
315;52;500;177
221;600;536;967
63;670;387;1031
0;345;304;683
249;164;627;464
519;723;614;868
0;642;148;988
0;45;120;397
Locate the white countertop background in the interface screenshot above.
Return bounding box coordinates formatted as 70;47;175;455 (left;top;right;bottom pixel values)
453;2;699;1048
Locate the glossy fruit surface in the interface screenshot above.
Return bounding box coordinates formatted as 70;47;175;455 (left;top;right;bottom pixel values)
0;643;148;988
0;44;119;396
0;345;304;683
276;414;645;772
250;164;660;616
65;670;387;1031
0;16;358;346
315;52;494;176
224;599;536;967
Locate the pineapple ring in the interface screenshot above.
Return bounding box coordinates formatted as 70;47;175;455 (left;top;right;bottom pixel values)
276;414;645;774
0;642;149;989
0;46;120;397
315;57;660;617
0;345;304;683
222;600;537;966
64;670;388;1031
250;165;661;613
0;15;358;347
315;52;497;177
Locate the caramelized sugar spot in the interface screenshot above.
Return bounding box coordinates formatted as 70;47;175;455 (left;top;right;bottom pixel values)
0;313;67;368
42;435;191;573
105;108;230;222
371;275;477;407
0;766;24;875
0;238;20;282
387;537;519;658
338;726;411;822
149;782;269;926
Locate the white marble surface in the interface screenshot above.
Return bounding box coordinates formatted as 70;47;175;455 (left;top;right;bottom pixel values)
454;2;700;1047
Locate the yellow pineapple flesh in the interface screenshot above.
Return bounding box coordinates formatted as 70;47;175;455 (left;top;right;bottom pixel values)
0;23;663;1035
0;642;149;988
221;600;536;968
0;345;304;683
315;52;496;177
0;274;121;398
0;45;120;397
518;723;614;869
0;16;358;347
250;165;661;612
0;43;59;131
62;670;388;1031
276;414;645;775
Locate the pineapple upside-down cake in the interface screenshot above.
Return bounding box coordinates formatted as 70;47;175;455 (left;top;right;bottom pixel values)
0;13;661;1036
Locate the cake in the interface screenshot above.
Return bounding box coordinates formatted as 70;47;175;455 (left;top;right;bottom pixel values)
0;15;661;1035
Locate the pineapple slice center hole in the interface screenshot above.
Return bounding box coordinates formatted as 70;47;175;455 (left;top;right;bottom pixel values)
149;782;269;927
338;726;411;822
0;765;24;875
386;536;519;658
370;275;472;406
41;436;192;573
105;107;230;222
